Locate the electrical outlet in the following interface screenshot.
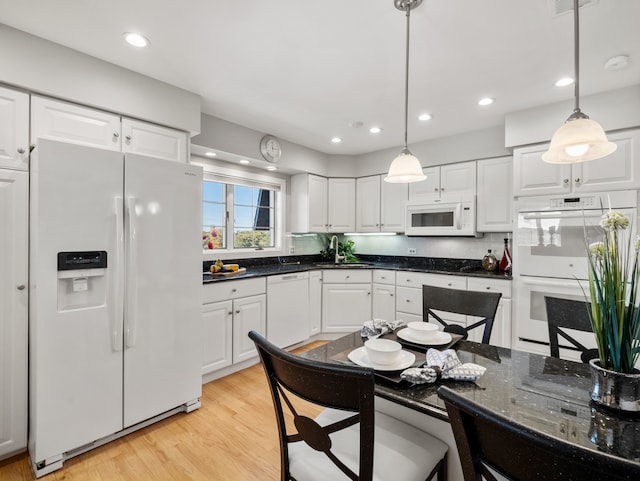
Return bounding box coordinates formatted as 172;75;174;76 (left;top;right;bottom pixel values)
289;246;295;255
408;248;417;255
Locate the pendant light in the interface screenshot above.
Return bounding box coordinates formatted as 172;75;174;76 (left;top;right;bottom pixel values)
384;0;427;183
542;0;616;164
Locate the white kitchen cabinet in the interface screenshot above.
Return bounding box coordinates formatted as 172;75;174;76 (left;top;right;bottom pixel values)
267;272;309;348
121;118;188;163
356;175;407;233
202;278;266;371
327;178;356;232
466;277;512;348
202;300;233;374
291;174;355;233
0;86;29;171
321;269;372;332
232;294;267;363
513;129;640;197
309;271;322;336
31;95;121;151
0;169;28;460
409;162;476;202
372;268;396;320
476;156;513;232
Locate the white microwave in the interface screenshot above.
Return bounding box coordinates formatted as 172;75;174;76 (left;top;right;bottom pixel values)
405;199;477;236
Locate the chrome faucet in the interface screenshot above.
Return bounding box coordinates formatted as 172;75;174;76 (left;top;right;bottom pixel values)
329;235;345;264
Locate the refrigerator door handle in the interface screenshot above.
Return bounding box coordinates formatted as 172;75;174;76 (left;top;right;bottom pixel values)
112;197;125;351
125;196;138;348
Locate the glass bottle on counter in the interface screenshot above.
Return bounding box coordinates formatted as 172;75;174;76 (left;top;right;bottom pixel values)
482;249;498;271
499;238;512;275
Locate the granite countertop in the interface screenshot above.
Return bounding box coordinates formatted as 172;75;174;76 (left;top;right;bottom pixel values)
301;332;640;466
202;254;512;284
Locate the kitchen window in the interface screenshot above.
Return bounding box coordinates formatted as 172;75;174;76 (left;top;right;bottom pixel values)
199;163;284;257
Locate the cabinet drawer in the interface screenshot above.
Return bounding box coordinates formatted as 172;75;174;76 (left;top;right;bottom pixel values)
396;271;467;290
373;269;395;285
203;277;266;304
395;286;423;315
467;277;511;298
322;269;372;284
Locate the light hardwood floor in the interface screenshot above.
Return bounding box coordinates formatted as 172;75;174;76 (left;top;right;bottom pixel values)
0;342;326;481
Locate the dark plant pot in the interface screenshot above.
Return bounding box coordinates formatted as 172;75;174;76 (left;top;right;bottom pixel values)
589;359;640;412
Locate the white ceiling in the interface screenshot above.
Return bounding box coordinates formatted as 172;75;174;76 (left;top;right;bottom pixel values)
1;0;638;155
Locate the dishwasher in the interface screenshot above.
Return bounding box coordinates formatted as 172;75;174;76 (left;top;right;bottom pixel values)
267;272;310;348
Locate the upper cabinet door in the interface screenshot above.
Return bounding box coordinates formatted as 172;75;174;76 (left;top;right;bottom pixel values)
380;179;407;232
440;162;476;200
408;166;439;202
327;178;356;232
477;156;513;232
0;86;29;170
308;174;328;232
121;118;187;163
31;95;121;151
356;175;381;232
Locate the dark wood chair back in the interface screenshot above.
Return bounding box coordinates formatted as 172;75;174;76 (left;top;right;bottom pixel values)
544;296;597;363
248;330;376;481
422;285;502;344
437;385;638;481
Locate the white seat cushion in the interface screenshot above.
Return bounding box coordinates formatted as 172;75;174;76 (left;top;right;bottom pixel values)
288;408;448;481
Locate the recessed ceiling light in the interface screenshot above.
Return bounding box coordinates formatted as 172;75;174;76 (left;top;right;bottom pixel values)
239;159;250;164
555;77;574;87
205;151;217;157
604;55;630;71
123;32;149;48
478;97;495;106
369;127;382;134
266;165;277;171
418;113;432;121
331;137;342;143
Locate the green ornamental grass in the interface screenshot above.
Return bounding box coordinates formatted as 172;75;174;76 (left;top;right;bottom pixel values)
586;210;640;373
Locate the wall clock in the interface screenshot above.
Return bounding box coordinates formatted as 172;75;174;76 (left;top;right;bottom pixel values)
260;135;282;163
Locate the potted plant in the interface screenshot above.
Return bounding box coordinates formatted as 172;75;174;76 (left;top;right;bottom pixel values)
585;210;640;412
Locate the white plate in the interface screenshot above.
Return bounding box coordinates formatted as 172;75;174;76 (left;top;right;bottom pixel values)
397;328;452;346
347;347;415;371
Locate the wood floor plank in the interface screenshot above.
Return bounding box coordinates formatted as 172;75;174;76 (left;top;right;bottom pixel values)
0;341;326;481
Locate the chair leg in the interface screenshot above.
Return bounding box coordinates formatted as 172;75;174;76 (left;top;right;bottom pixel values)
425;453;447;481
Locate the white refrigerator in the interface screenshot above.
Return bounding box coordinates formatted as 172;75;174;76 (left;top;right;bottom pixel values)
29;139;203;476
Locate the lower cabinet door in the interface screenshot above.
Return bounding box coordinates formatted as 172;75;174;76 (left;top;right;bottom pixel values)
232;294;266;364
372;283;396;322
321;284;372;332
202;300;233;375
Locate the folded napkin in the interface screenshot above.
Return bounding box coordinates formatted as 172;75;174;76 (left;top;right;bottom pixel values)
400;348;486;384
361;319;403;339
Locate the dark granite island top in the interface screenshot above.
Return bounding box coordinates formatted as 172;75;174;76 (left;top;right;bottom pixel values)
300;332;640;468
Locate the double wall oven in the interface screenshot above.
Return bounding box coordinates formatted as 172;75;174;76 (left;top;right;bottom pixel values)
513;190;638;359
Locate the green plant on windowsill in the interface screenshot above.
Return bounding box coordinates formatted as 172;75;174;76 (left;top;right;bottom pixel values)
319;235;360;263
585;210;640;373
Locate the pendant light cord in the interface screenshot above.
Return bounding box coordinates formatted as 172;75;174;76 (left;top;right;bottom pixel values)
573;0;580;113
403;4;411;150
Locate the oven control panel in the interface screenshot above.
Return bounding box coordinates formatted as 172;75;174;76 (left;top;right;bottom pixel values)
549;196;596;209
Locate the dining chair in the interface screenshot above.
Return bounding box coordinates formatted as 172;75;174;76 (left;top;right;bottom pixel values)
544;296;597;363
422;285;502;344
437;385;638;481
248;330;448;481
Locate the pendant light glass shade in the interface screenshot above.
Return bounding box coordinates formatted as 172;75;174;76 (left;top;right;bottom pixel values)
542;117;617;164
542;0;616;164
385;148;426;183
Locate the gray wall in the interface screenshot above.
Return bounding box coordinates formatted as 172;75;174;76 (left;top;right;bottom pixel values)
0;23;201;134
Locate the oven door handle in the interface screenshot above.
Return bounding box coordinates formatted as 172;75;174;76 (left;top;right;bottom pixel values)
520;212;599;220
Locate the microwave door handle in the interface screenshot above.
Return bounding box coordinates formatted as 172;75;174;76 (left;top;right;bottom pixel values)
455;203;462;229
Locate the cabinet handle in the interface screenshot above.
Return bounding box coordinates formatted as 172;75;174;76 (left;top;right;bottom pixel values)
381;276;386;280
390;293;394;297
563;178;569;184
231;288;237;293
235;309;240;314
113;132;120;138
367;292;371;295
17;284;25;290
447;283;452;287
574;178;581;184
486;286;491;290
228;311;233;315
17;148;25;154
434;187;439;192
346;275;350;279
440;187;444;191
406;299;411;303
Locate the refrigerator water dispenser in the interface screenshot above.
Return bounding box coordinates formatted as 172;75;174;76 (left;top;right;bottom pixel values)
57;251;107;311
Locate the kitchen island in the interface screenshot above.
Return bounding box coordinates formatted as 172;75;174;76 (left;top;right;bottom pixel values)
300;332;640;478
